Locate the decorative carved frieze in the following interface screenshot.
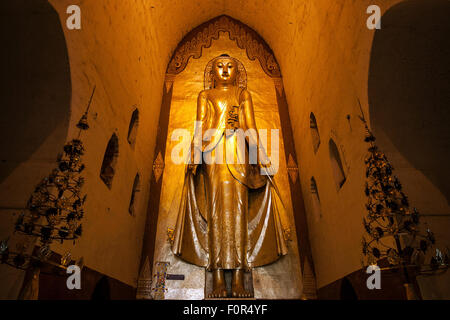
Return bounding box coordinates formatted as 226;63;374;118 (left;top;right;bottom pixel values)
167;15;281;78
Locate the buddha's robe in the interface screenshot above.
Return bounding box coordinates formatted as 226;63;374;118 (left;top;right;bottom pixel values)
172;86;287;270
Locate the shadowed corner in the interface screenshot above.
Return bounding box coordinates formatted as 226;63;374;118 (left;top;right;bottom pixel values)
368;0;450;205
0;0;71;184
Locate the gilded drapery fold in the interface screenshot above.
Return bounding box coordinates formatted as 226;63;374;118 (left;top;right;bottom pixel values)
171;165;288;268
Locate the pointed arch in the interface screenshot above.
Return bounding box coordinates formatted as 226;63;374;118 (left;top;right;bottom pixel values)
100;133;119;189
167;15;281;77
1;0;71;185
368;0;450;204
329;139;346;189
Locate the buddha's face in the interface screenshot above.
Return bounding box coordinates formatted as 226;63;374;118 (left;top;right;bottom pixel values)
212;57;238;85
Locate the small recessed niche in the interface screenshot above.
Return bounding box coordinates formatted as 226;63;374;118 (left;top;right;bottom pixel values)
129;173;140;216
329;138;347;189
310;112;320;153
100;133;119;189
127;108;139;148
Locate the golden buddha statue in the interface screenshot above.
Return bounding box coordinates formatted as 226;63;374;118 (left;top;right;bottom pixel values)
171;54;287;298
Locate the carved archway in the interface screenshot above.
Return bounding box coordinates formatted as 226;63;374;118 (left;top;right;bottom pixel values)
140;15;316;299
167;15;281;78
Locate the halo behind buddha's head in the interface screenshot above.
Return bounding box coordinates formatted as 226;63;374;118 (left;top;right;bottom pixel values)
204;54;247;90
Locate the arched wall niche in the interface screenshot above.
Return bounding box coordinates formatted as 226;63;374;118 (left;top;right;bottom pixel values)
368;0;450;207
0;0;71;193
127;108;139;148
129;173;140;216
0;0;71;299
100;133;119;189
309;113;320;153
328;138;347;190
140;15;315;300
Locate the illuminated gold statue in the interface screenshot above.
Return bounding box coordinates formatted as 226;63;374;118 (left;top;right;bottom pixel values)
171;54;287;298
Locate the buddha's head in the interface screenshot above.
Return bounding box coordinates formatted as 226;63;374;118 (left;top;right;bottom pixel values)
212;54;238;86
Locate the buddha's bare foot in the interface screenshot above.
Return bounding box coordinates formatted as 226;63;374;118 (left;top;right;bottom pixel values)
231;284;252;298
231;269;252;298
208;287;228;298
208;269;227;298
